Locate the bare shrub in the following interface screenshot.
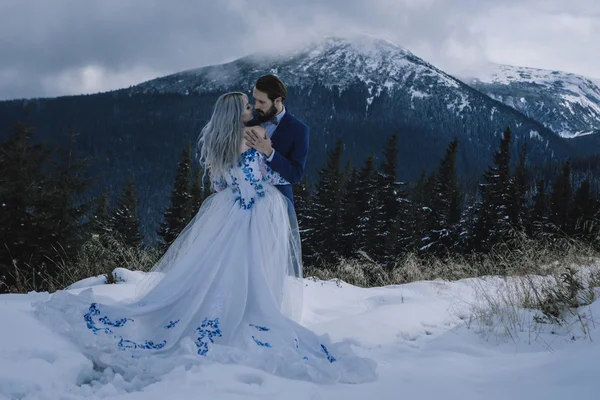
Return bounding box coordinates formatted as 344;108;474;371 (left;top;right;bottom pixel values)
466;265;600;345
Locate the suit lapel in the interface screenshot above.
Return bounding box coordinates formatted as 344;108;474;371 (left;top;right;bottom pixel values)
270;110;291;146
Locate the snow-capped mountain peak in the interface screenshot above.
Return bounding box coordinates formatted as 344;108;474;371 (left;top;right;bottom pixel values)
135;34;463;104
268;35;462;96
467;64;600;138
297;35;415;59
291;35;417;69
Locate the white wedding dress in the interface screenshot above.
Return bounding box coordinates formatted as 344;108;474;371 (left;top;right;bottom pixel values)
32;148;377;384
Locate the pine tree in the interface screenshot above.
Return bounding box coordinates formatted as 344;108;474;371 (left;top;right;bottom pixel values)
354;154;382;257
190;166;203;217
0;122;57;290
292;175;311;231
549;160;572;233
378;132;400;225
570;179;595;237
473;127;513;252
529;179;548;237
356;155;377;216
111;173;143;248
377;132;409;265
45;126;93;262
340;167;361;258
407;170;436;251
89;189;112;237
423;138;462;254
195;167;213;206
458;195;479;253
157;144;193;247
303;138;346;266
293;175;315;262
510;143;528;230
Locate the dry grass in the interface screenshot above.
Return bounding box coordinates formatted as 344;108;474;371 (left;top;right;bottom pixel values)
3;224;599;302
0;232;162;294
304;233;600;288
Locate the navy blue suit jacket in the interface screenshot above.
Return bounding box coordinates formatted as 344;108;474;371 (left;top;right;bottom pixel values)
248;109;309;206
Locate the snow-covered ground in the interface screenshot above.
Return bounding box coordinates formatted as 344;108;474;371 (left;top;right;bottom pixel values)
1;268;598;400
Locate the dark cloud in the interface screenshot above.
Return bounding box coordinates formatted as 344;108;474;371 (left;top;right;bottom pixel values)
1;0;598;100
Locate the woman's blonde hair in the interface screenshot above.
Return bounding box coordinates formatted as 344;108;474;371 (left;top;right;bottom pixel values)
197;91;247;185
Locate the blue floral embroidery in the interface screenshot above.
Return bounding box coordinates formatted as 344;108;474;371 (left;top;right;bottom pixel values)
255;182;265;198
116;338;137;349
84;303;175;351
235;150;262;210
195;317;222;356
249;323;272;348
321;344;336;363
212;148;288;210
99;315;133;328
84;303;113;335
240;148;256;164
84;303;133;335
164;320;180;329
84;303;338;366
118;337;166;350
237;196;255;210
241;164;255;181
252;336;272;348
249;324;270;332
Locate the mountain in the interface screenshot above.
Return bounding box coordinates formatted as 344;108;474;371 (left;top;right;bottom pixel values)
466;64;600;141
135;36;462;100
0;35;579;241
132;35;576;169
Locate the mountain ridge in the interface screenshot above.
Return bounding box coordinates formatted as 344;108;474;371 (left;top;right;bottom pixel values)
464;63;600;139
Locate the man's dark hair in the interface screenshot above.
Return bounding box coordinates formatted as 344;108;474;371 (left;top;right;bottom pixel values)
255;74;287;102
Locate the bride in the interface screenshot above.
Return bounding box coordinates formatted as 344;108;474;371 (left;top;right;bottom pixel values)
33;92;377;384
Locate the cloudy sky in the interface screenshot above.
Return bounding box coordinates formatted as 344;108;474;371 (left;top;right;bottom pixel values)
1;0;598;100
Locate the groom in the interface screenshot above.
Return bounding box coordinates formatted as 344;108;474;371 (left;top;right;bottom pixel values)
244;74;309;207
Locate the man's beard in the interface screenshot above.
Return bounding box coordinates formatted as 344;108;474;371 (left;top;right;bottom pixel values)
255;103;278;123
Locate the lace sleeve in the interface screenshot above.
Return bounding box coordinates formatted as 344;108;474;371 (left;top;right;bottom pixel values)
259;153;290;185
